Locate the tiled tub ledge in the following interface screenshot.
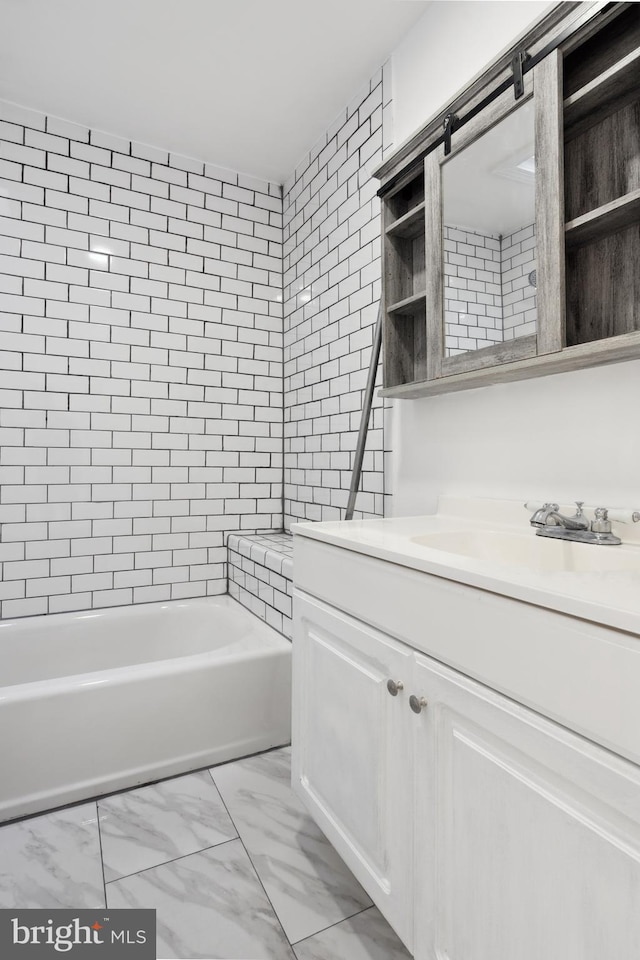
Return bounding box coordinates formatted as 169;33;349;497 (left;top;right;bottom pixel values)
227;533;293;639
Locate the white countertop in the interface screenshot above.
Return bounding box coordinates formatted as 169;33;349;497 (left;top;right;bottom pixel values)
291;497;640;636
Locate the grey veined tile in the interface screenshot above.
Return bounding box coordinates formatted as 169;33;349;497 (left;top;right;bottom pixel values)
210;748;371;944
293;907;413;960
98;770;237;882
0;803;104;909
107;840;295;960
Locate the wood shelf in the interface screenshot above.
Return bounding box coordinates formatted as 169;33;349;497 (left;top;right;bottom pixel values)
564;45;640;140
387;291;426;318
565;188;640;248
379;330;640;400
385;202;426;240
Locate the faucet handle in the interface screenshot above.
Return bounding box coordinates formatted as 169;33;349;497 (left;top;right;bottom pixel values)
604;508;640;524
591;507;612;534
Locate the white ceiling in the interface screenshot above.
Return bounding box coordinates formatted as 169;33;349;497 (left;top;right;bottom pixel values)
0;0;430;183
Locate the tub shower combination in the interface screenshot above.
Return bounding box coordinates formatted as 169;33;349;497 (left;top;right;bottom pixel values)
0;596;292;823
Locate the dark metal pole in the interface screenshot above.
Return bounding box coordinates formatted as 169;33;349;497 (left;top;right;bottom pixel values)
345;303;383;520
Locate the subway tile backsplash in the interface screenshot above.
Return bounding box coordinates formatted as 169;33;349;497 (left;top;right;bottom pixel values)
0;101;283;618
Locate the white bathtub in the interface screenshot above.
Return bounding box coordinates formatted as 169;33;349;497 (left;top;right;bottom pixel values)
0;596;291;823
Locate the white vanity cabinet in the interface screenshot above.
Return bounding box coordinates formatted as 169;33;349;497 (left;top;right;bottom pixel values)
412;654;640;960
292;592;415;950
293;575;640;960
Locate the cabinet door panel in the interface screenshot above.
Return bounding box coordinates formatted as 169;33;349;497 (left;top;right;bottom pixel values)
413;654;640;960
292;591;414;950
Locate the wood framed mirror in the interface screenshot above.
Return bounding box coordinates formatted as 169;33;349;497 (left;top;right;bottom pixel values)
424;56;564;380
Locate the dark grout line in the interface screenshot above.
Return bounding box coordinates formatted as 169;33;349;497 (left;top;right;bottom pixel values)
289;904;374;947
104;835;240;886
206;746;370;955
94;800;109;909
95;745;292;896
209;773;296;954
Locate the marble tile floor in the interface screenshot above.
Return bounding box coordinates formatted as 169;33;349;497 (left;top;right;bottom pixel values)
0;747;412;960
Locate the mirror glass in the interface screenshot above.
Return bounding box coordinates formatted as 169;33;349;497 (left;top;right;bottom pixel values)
442;99;536;358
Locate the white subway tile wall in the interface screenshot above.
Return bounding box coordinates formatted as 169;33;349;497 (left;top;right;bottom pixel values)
444;223;537;355
227;532;293;639
501;222;537;340
282;68;390;528
444;225;503;354
0;101;284;619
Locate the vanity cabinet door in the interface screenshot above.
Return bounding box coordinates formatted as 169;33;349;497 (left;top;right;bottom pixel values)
412;653;640;960
292;591;415;951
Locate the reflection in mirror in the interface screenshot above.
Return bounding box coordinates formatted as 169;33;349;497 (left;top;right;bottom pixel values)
442;99;536;357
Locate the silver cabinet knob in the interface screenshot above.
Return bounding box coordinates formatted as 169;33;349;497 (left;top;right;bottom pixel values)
409;695;428;714
386;679;404;696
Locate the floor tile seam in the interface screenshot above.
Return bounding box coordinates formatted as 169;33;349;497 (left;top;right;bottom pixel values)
101;766;244;887
93;800;108;910
205;767;297;952
206;756;366;950
103;834;240;887
288;904;375;947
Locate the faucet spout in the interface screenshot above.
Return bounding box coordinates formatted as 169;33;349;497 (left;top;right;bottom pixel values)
529;502;560;527
529;501;589;531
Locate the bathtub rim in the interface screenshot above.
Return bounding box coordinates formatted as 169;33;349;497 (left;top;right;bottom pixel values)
0;594;291;699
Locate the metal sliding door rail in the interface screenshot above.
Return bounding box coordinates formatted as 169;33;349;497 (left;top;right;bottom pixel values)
377;0;614;199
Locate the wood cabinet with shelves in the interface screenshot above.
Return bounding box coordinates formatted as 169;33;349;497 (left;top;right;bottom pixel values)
563;2;640;348
375;1;640;398
383;171;427;386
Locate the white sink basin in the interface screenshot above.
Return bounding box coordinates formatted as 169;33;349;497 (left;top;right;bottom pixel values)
410;529;640;574
293;496;640;635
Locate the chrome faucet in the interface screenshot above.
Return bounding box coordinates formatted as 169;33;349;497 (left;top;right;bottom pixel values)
527;501;622;545
529;501;589;531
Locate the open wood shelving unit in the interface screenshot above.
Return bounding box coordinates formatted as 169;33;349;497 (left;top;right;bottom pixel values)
376;2;640;398
563;2;640;350
382;170;428;385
